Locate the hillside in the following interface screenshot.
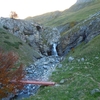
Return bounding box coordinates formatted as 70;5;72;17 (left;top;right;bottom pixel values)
46;0;100;27
24;34;100;100
0;28;41;65
23;0;100;100
26;11;61;25
26;0;100;27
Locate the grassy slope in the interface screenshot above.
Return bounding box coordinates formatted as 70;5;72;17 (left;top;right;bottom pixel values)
23;1;100;99
0;28;40;66
44;0;100;27
26;11;61;25
25;34;100;100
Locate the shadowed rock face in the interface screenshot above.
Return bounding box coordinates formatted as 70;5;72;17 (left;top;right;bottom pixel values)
76;0;93;4
57;11;100;56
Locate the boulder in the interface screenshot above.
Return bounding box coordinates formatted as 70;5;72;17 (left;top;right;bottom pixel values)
68;56;74;62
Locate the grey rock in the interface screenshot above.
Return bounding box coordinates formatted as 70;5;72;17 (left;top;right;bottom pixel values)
91;88;100;95
68;56;74;62
60;79;65;84
0;18;37;42
58;64;62;68
95;57;99;59
0;17;61;56
81;58;85;61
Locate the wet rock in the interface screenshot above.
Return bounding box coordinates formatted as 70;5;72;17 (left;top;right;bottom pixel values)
38;27;60;55
14;56;60;99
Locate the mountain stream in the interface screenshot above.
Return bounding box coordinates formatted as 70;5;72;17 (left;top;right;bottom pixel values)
9;43;61;100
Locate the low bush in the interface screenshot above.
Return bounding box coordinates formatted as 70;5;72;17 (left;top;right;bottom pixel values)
0;51;25;98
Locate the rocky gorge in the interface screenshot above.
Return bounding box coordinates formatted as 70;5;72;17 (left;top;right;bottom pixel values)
57;11;100;56
0;17;61;99
0;17;60;58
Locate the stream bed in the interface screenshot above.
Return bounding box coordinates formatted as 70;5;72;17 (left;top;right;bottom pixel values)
2;43;61;100
13;56;61;99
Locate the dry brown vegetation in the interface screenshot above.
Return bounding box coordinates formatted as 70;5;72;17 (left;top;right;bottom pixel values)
10;11;18;19
0;50;25;98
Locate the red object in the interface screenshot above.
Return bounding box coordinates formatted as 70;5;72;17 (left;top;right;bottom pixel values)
12;80;56;86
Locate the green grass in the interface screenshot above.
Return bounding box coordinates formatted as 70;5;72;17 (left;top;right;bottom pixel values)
24;35;100;100
45;0;100;27
0;28;41;66
29;0;100;28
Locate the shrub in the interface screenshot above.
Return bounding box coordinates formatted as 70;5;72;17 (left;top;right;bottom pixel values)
10;11;18;19
0;51;25;98
70;21;76;28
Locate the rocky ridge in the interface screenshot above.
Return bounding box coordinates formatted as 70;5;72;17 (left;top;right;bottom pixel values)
58;11;100;56
0;17;60;57
76;0;93;4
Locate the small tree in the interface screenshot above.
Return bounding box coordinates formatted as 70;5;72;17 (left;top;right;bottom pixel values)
0;51;25;98
10;11;18;19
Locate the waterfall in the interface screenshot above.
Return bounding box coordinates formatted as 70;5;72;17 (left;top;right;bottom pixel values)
51;43;58;56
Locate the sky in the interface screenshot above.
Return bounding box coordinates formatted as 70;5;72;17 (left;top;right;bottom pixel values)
0;0;77;19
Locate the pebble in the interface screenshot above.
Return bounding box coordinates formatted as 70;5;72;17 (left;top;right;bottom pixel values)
68;56;74;62
91;88;100;95
14;56;60;99
81;58;85;61
58;64;62;68
95;57;99;59
60;79;65;84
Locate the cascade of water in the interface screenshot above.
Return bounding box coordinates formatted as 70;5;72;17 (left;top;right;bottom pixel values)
51;43;58;56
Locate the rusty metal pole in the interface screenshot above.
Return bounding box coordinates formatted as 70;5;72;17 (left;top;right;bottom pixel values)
12;80;56;86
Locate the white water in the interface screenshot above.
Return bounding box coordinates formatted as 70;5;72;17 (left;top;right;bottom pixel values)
52;43;58;56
